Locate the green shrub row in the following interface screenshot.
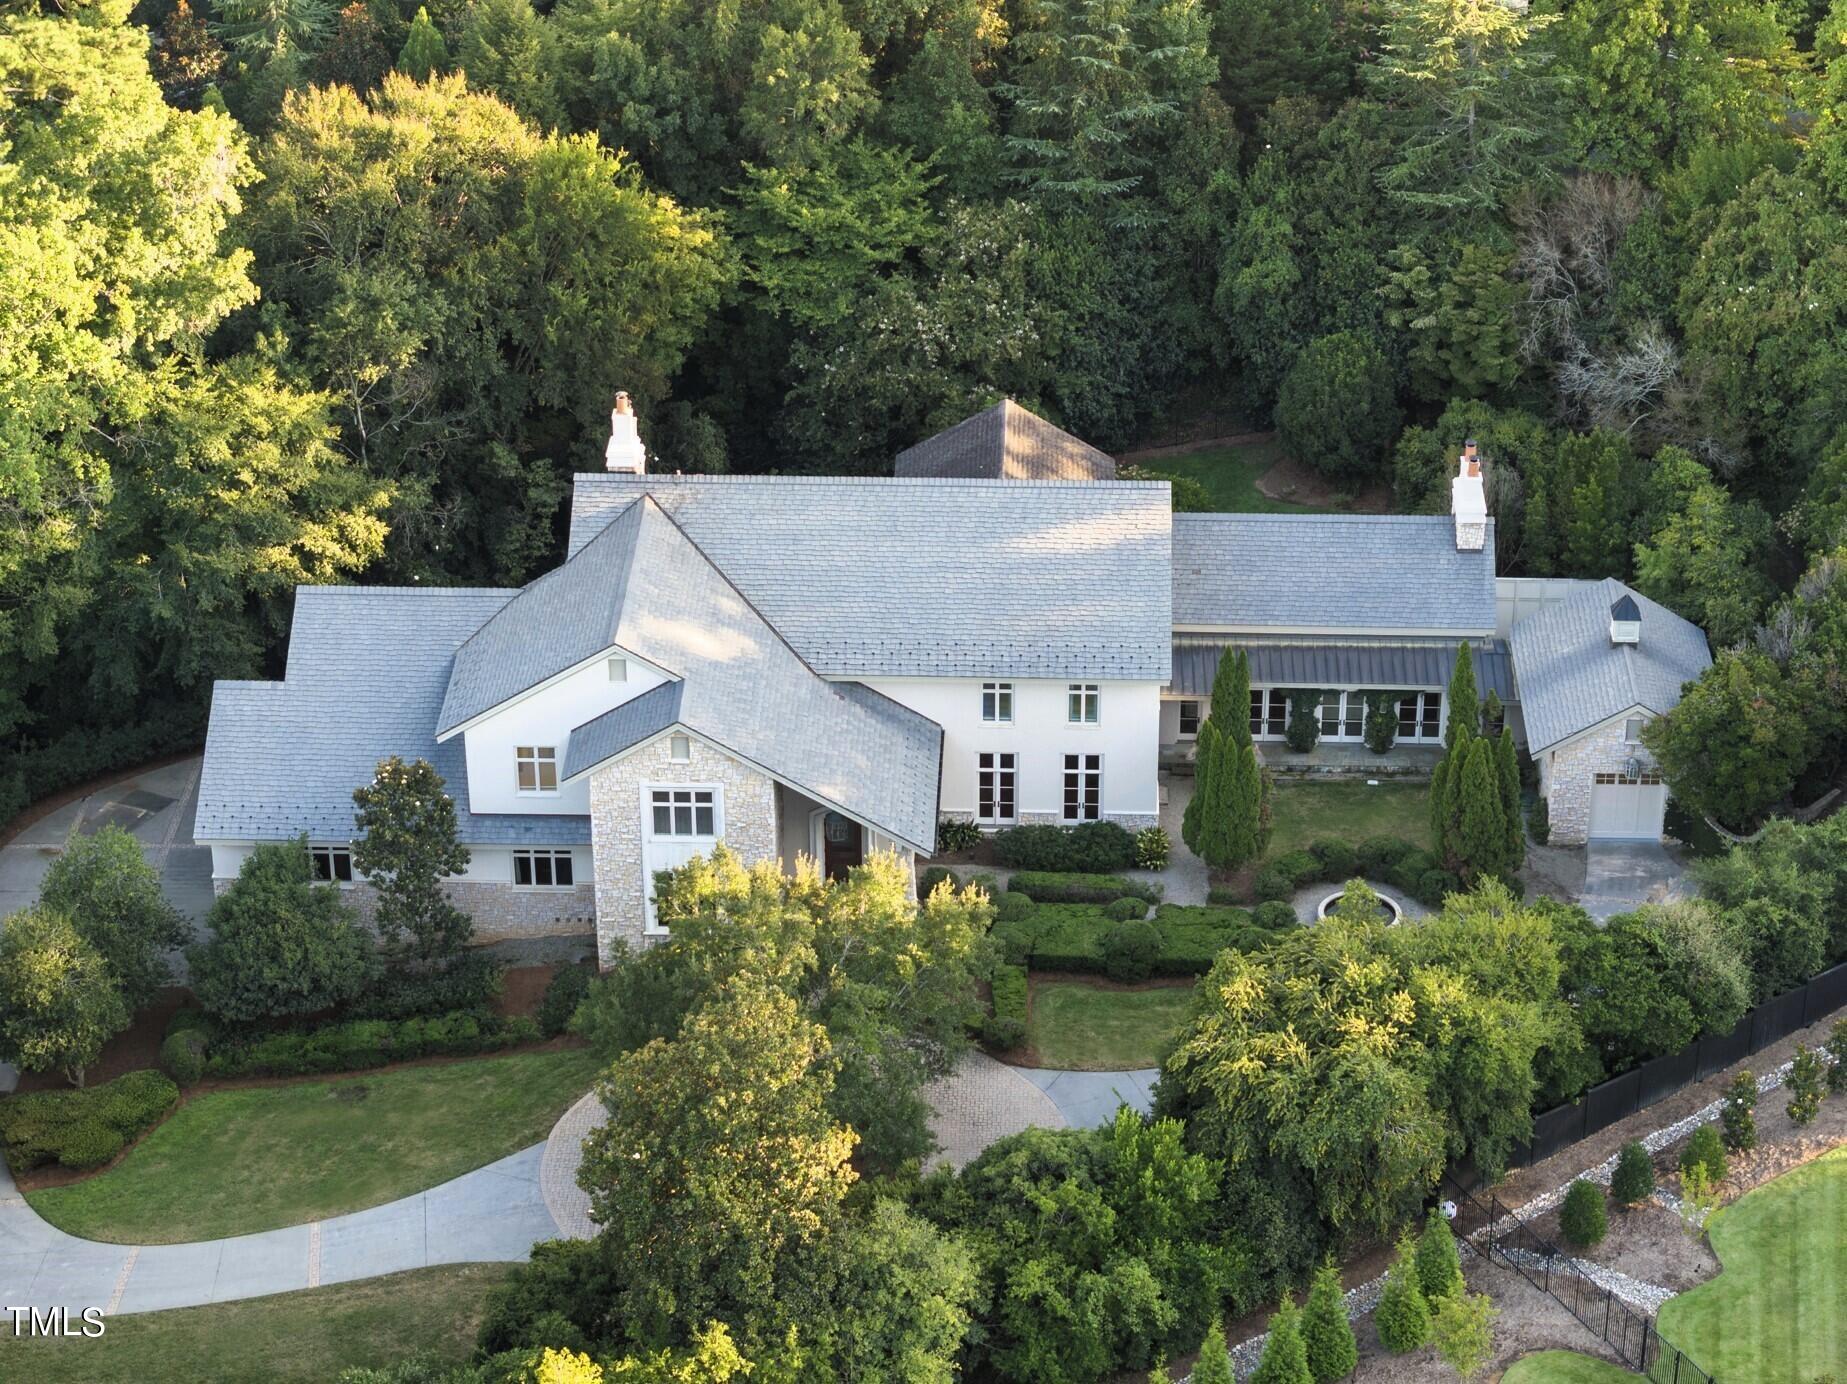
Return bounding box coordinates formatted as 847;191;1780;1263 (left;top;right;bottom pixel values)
980;965;1029;1050
0;1069;179;1172
201;1009;542;1079
1008;871;1161;904
343;950;507;1021
536;963;593;1038
0;703;203;833
993;903;1282;978
1245;836;1464;910
991;821;1138;872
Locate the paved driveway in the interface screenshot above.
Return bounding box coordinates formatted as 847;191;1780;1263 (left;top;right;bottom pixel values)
1579;841;1691;921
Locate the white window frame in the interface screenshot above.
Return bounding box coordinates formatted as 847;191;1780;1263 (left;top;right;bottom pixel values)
977;751;1017;824
1623;716;1645;745
516;745;559;795
1067;683;1100;725
513;849;576;890
607;656;628;682
1251;688;1288;740
668;733;692;762
309;845;354;886
648;786;719;838
981;682;1014;724
1178;700;1201;738
1062;753;1102;822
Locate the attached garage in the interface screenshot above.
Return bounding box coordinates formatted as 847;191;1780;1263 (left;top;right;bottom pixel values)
1588;770;1668;841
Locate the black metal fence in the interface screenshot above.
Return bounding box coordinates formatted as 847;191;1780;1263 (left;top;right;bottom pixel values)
1446;1177;1717;1382
1515;960;1847;1167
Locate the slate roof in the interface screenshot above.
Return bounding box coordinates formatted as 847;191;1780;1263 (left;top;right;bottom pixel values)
1172;514;1498;633
568;475;1172;679
1509;579;1712;752
1168;637;1515;702
893;400;1117;481
197;588;591;847
495;496;943;852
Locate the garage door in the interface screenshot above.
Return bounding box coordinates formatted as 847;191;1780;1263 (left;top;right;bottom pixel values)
1588;771;1667;840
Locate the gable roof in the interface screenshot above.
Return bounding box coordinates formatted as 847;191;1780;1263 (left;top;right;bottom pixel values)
462;496;943;852
893;400;1117;481
1509;578;1712;753
196;588;589;847
1172;514;1498;634
568;475;1172;679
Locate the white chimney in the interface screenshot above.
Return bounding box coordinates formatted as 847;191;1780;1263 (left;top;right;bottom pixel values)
1610;593;1641;645
604;392;647;473
1451;438;1487;551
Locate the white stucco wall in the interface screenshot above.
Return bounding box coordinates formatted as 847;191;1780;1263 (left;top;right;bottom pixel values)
855;676;1160;828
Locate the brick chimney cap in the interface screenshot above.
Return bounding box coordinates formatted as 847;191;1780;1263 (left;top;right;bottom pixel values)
614;391;634;415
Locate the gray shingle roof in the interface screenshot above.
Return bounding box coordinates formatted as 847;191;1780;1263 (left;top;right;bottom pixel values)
568;475;1172;679
529;497;943;851
1168;637;1515;702
894;400;1117;480
1509;578;1712;752
197;588;590;847
1172;514;1498;633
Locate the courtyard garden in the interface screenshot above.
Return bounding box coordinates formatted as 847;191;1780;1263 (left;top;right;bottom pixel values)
1023;976;1195;1069
1262;779;1432;861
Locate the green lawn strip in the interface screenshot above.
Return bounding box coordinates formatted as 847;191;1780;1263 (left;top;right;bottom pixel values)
1134;439;1329;514
1027;978;1195;1070
1264;780;1432;861
0;1263;511;1383
1501;1350;1640;1383
1653;1145;1847;1382
24;1046;604;1243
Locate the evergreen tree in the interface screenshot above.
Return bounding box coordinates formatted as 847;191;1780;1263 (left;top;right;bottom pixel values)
1415;1209;1463;1302
1611;1140;1655;1207
1496;727;1525;870
1375;1233;1431;1353
1456;738;1507;881
1431;644;1481;863
1212;649;1255;745
1182;719;1218;854
1365;691;1398;753
1302;1258;1358;1382
351;756;473;963
1720;1070;1758;1151
1445;644;1478;753
1680;1124;1729;1184
1827;1019;1847;1096
1285;689;1322;751
1189;1317;1236;1384
397;5;449;79
1786;1044;1825;1125
1559;1179;1607;1247
1223;733;1268;866
1251;1294;1313;1384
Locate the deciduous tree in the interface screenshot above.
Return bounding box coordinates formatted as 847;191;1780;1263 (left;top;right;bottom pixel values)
0;907;132;1088
38;825;189;1011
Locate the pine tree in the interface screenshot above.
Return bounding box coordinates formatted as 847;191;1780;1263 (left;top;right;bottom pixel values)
397;5;449;79
1720;1070;1758;1152
1456;737;1507;881
1375;1234;1431;1353
1415;1209;1463;1303
1496;727;1525;870
1190;1317;1236;1384
1611;1140;1655;1207
1302;1258;1358;1382
1251;1294;1313;1384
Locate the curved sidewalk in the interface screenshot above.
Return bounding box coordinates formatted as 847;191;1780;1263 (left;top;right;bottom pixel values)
0;1141;561;1316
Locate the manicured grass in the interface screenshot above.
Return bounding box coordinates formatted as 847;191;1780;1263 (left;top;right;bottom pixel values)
0;1263;511;1383
1653;1145;1847;1383
25;1046;604;1243
1502;1351;1639;1383
1027;978;1194;1069
1136;439;1330;514
1264;780;1432;861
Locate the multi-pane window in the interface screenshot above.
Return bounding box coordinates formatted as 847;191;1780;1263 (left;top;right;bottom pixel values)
309;846;353;883
1395;693;1442;741
1063;753;1101;821
1595;768;1663;785
513;849;575;888
1178;700;1201;737
1343;693;1365;739
1067;684;1100;724
650;788;715;836
1249;689;1288;737
977;752;1017;824
1319;691;1342;736
981;682;1014;723
516;745;558;793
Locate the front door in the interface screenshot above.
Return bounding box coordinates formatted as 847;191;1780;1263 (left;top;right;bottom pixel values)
822;811;863;880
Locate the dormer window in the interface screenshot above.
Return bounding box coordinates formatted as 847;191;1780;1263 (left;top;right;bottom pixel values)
608;656;628;682
516;745;558;793
1610;594;1641;645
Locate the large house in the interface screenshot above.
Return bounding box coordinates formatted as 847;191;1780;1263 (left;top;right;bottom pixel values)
196;398;1710;964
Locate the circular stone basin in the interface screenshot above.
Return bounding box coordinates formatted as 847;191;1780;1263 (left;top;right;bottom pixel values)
1316;888;1404;925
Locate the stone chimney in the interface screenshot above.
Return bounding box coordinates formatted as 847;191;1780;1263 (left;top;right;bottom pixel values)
604;392;647;473
1451;438;1487;551
1610;593;1641;645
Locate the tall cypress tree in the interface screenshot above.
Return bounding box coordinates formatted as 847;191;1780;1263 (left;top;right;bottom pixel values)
397;5;449;78
1212;649;1253;745
1222;735;1266;866
1250;1293;1313;1384
1496;726;1525;870
1182;719;1218;854
1444;643;1477;752
1301;1258;1358;1382
1431;643;1481;866
1456;737;1507;880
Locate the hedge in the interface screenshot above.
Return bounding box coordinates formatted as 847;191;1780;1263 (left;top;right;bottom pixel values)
345;951;506;1021
0;1070;180;1172
204;1009;542;1078
0;702;204;833
993;903;1281;978
1008;871;1161;904
981;965;1029;1049
537;964;592;1038
992;821;1137;872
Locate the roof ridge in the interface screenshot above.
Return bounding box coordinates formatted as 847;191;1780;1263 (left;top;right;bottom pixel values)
573;473;1168;492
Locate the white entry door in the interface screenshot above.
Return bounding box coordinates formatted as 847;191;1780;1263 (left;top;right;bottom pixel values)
1588;772;1667;840
640;785;721;932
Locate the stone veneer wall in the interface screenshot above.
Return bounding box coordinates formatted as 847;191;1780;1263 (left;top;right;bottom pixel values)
207;877;595;943
1544;720;1649;846
587;738;780;963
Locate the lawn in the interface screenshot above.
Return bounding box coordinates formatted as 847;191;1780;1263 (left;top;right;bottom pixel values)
1264;780;1432;861
1502;1351;1638;1383
1027;978;1194;1069
1653;1144;1847;1383
1136;438;1330;514
25;1046;604;1243
0;1263;511;1383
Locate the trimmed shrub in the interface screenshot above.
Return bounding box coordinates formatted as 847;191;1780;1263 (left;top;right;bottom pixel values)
1301;1257;1358;1382
1308;839;1357;879
1386;847;1440;894
165;1007;210;1039
1207;884;1250;906
1528;797;1550;845
0;1070;179;1172
1720;1070;1758;1152
1100;920;1162;982
982;965;1028;1050
58;1119;126;1171
995;890;1034;922
992;821;1136;872
1680;1124;1728;1184
1104;896;1148;921
1375;1234;1431;1353
205;1009;539;1078
1134;826;1171;870
1253;900;1298;930
1415;1210;1463;1302
936;818;982;854
1274;850;1322;888
1283;691;1321;752
1357;836;1415;874
993;903;1276;978
537;964;592;1038
917;866;958;897
1611;1141;1655;1207
348;950;504;1021
1559;1179;1607;1248
1008;871;1159;904
1827;1019;1847;1096
1415;869;1460;907
160;1029;208;1087
1785;1045;1824;1126
1254;869;1293;903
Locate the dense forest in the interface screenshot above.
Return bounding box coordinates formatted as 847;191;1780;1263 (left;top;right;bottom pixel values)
3;0;1846;826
